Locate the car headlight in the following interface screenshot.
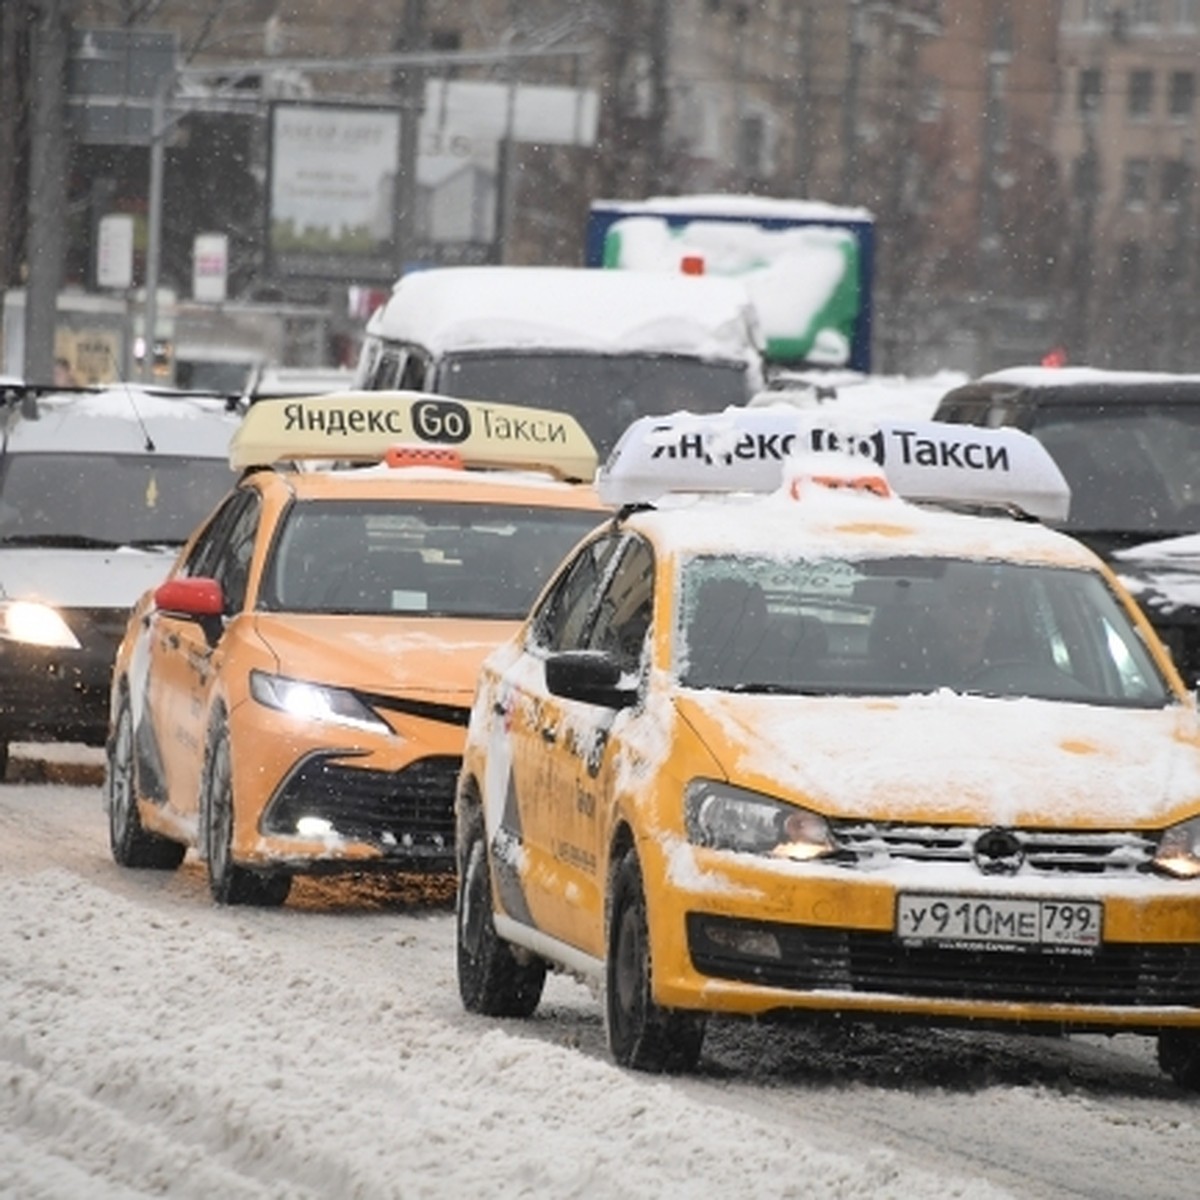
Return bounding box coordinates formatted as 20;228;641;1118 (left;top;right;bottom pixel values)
0;600;81;649
684;779;834;861
249;670;392;735
1155;815;1200;879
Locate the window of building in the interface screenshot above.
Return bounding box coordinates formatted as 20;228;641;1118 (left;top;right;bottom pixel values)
1162;158;1193;208
1118;241;1143;289
1170;71;1196;118
1124;158;1151;207
1074;151;1099;198
1082;0;1110;26
1079;68;1103;115
1176;1;1200;29
1129;69;1154;119
1132;0;1161;25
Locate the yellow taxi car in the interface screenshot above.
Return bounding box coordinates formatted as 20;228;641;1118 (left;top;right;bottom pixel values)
457;407;1200;1083
106;392;607;906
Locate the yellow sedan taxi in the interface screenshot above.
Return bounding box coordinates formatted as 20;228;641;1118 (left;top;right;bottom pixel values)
106;392;606;906
457;408;1200;1083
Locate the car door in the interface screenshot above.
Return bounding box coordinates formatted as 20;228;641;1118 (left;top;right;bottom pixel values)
149;489;261;819
490;531;624;943
551;535;655;958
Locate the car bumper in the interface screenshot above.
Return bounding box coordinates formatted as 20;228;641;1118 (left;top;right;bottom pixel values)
644;840;1200;1032
226;701;462;874
0;636;117;744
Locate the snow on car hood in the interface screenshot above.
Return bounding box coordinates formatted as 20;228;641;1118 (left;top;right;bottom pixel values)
1112;533;1200;615
674;689;1200;828
0;546;177;608
254;613;521;701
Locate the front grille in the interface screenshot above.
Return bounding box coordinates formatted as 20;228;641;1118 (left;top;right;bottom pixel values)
831;821;1157;876
263;753;459;866
688;914;1200;1008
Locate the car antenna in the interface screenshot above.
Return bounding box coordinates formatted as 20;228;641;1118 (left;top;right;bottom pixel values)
104;344;157;451
121;384;157;452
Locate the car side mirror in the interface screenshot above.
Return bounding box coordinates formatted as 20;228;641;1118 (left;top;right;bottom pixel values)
154;576;226;644
545;650;638;710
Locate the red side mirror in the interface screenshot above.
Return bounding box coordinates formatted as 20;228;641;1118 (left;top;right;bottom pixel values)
154;576;224;618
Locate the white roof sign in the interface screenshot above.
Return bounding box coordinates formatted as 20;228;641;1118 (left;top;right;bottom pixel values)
597;408;1070;522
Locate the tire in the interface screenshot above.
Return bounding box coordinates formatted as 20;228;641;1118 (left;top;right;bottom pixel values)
0;739;9;781
1157;1030;1200;1090
202;720;291;908
606;849;705;1073
456;815;546;1017
107;693;185;870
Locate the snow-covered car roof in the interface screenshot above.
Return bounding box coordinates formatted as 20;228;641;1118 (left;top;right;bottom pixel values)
3;388;240;458
365;265;763;364
968;366;1200;394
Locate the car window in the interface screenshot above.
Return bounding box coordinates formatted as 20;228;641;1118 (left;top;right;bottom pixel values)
0;452;233;548
676;553;1172;706
261;499;602;619
530;533;624;652
183;489;252;579
211;493;261;613
585;536;654;672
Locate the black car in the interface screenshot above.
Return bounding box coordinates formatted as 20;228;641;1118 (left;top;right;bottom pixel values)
934;367;1200;684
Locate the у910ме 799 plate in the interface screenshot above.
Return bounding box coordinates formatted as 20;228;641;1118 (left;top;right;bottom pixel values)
896;893;1103;952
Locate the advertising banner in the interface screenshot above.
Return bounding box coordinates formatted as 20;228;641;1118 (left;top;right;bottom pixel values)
268;105;401;282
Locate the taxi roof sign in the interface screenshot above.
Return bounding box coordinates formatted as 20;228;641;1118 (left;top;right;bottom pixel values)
229;391;598;482
597;408;1071;522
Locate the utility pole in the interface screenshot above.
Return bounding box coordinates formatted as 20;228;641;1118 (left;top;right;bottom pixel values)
840;0;864;204
393;0;427;277
24;0;69;384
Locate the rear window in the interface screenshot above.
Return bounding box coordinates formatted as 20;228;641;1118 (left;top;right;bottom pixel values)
261;499;604;619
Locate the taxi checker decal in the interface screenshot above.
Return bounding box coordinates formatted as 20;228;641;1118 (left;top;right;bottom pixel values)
230;391;597;481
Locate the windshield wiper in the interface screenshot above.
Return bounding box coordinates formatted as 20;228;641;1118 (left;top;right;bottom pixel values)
0;533;123;549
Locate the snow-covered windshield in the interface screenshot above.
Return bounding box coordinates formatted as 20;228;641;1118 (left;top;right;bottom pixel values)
677;553;1171;706
262;499;602;618
0;452;233;547
439;351;750;458
1032;402;1200;537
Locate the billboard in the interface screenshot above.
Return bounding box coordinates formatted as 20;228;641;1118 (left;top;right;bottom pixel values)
267;104;401;282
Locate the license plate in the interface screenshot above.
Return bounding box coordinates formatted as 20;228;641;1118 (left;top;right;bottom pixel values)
896;893;1102;952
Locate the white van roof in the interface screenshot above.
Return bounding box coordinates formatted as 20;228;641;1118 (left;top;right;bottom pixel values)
365;266;762;365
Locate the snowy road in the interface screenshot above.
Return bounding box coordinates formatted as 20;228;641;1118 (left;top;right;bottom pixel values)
3;775;1198;1199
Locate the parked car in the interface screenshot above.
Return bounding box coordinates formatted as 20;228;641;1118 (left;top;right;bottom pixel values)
106;391;608;906
934;367;1200;686
0;386;240;776
456;406;1200;1086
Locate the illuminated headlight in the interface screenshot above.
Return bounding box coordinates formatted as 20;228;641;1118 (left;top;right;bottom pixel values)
249;670;391;735
0;600;81;649
684;780;834;861
1155;816;1200;879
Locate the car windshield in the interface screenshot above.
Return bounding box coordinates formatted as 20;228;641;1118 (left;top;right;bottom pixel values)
0;452;234;547
262;499;603;618
677;553;1172;706
1031;402;1200;537
440;352;750;459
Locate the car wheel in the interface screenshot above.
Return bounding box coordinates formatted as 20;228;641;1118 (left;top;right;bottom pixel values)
0;739;8;781
1157;1030;1200;1090
107;693;185;870
456;815;546;1016
606;848;705;1073
202;719;291;908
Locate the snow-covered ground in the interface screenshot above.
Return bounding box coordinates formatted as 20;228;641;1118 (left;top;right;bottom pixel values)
4;771;1200;1200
